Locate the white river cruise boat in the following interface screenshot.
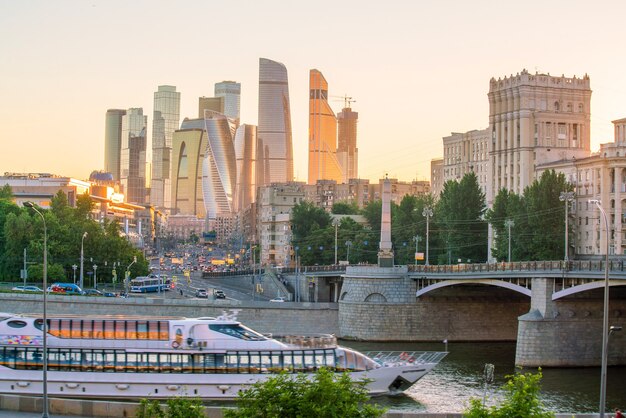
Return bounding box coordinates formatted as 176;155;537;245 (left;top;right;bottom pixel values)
0;311;446;400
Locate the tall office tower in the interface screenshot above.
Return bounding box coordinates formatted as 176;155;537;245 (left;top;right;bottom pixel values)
233;124;258;212
337;106;358;183
151;85;181;210
104;109;126;181
308;69;343;184
487;69;591;203
215;81;241;125
120;108;148;204
198;96;224;117
201;110;237;219
171;118;206;217
258;58;294;184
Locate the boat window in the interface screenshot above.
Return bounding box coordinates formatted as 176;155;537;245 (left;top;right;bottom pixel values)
250;353;261;372
293;350;304;372
208;324;266;341
126;321;137;339
104;321;115;340
158;321;169;340
81;320;93;339
70;320;82;338
93;321;104;339
34;319;44;331
60;319;71;338
114;321;125;339
271;352;281;370
148;321;159;340
137;321;148;339
7;320;27;328
282;351;293;372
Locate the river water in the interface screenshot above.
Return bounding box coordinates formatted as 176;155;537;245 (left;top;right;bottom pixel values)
342;340;626;414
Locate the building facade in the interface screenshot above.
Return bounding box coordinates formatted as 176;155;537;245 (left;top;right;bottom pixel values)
442;128;490;195
198;96;224;118
120;108;147;204
233;124;260;212
171;120;206;217
151;85;181;210
337;106;358;183
215;81;241;125
308;69;342;184
104;109;126;181
430;158;444;199
258;58;294;184
487;69;592;204
201;110;237;220
256;183;305;266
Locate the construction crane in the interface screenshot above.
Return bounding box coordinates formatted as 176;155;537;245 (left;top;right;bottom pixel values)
331;94;356;109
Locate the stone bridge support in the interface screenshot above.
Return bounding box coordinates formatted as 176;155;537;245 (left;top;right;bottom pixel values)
516;277;626;367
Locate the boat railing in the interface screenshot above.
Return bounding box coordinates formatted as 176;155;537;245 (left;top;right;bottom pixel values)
365;351;448;366
279;334;337;349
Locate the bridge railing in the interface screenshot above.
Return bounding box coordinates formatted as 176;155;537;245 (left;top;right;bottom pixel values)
407;260;626;274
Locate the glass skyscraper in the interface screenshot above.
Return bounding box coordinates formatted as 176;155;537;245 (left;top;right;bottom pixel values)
337;106;359;182
201;110;237;219
214;81;241;125
151;85;180;210
233;124;259;211
120;108;147;204
308;69;343;184
104;109;126;181
258;58;293;184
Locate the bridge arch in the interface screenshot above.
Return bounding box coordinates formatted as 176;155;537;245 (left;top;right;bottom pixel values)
364;293;387;303
552;280;626;300
415;279;532;298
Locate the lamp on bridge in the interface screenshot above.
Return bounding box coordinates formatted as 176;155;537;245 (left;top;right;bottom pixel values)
589;199;610;418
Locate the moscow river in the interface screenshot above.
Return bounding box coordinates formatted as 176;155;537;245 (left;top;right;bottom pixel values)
342;340;626;414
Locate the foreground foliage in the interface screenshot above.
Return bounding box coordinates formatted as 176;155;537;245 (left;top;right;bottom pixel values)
136;396;204;418
464;369;554;418
224;367;386;418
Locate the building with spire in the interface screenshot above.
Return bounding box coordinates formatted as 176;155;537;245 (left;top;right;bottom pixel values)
151;85;180;210
308;69;343;184
258;58;293;184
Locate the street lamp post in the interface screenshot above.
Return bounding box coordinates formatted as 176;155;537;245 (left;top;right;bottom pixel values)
590;199;610;418
72;264;77;284
333;219;339;265
560;191;575;262
504;219;514;263
23;201;49;418
294;246;299;302
80;232;88;290
345;241;352;264
125;256;137;295
93;264;98;289
422;207;433;266
413;235;422;265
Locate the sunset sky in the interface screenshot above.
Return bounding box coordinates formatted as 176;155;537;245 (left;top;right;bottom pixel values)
2;0;625;183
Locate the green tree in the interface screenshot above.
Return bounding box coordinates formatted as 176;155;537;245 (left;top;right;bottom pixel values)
464;369;554;418
332;201;360;215
0;184;13;200
291;201;332;240
224;368;386;418
436;173;487;263
137;396;204;418
522;170;572;261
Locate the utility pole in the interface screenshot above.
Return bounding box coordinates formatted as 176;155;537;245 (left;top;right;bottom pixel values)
333;219;339;265
23;248;27;287
413;235;421;265
560;191;575;262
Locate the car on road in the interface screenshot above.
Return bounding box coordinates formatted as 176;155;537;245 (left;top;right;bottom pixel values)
195;289;208;298
83;289;103;297
214;289;226;299
12;286;43;292
270;296;286;302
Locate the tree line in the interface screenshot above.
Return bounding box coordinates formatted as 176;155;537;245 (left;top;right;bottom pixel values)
0;185;149;285
291;170;572;265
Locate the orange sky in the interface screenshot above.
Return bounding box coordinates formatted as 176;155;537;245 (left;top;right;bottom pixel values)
1;0;625;183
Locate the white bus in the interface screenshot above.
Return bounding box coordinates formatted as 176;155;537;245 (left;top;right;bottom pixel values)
130;276;167;293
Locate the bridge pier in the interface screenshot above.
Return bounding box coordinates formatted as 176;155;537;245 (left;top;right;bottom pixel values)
516;277;626;367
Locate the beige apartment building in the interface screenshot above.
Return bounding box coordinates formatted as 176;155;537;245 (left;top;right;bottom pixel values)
442;129;490;196
430;158;444;198
487;70;592;203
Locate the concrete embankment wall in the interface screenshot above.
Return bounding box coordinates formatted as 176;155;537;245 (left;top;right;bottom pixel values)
0;394;603;418
0;293;338;335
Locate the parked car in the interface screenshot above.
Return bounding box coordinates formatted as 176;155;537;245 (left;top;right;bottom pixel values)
270;296;286;303
12;286;43;292
214;289;226;299
195;289;208;298
83;289;103;297
103;292;117;297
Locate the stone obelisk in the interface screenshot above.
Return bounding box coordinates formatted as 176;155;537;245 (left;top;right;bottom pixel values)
378;176;394;267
